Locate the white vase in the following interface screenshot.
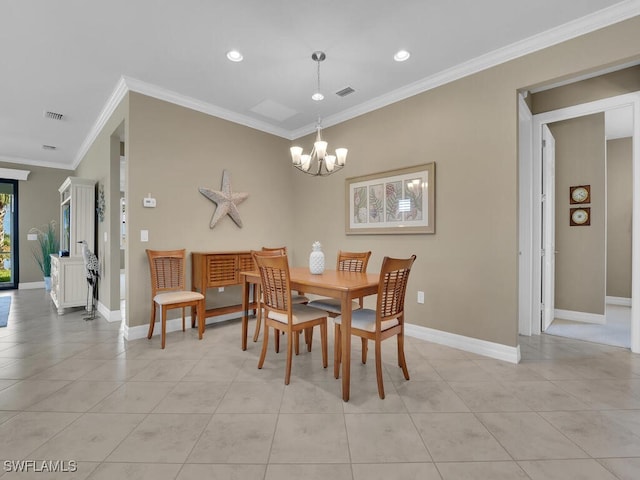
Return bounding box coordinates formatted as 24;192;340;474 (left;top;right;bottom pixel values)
44;276;51;292
309;241;325;274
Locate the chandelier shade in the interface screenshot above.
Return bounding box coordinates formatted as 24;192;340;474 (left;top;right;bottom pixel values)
290;51;348;176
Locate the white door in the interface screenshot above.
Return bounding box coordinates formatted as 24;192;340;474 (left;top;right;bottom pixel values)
542;124;556;331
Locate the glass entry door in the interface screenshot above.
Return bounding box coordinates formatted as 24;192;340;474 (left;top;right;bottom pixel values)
0;180;18;289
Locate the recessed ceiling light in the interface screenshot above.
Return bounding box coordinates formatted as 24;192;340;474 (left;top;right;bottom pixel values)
226;50;243;62
394;49;411;62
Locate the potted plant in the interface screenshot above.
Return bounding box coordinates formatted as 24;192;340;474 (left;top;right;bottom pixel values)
29;221;59;291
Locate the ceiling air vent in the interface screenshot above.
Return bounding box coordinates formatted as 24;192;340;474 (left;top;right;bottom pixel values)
44;111;64;121
42;144;57;150
335;86;355;97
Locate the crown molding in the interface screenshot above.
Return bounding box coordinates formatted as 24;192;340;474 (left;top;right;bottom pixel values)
74;0;640;157
72;76;129;169
0;154;74;171
0;167;30;180
122;76;292;140
290;0;640;139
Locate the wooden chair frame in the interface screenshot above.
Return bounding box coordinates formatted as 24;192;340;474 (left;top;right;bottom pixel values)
252;247;309;348
146;249;205;349
334;255;416;398
253;250;328;384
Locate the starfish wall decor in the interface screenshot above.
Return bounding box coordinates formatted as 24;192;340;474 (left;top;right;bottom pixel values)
199;169;249;228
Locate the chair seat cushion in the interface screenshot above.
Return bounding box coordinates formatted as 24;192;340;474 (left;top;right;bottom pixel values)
307;297;361;315
334;308;399;333
154;291;204;305
268;304;326;325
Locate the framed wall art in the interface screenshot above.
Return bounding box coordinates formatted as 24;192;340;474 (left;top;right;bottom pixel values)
569;184;590;204
570;207;590;226
345;162;435;234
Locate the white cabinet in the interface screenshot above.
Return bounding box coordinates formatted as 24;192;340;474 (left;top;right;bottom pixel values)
50;255;88;315
51;177;95;314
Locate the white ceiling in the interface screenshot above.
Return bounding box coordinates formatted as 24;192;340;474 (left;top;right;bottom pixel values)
1;0;639;170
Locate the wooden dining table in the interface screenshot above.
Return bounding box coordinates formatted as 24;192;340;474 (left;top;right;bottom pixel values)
241;267;379;402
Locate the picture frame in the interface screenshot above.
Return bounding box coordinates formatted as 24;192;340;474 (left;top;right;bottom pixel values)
570;207;591;226
569;184;590;204
345;162;435;235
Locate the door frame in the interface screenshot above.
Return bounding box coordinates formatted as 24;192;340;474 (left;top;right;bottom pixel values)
524;91;640;352
0;179;18;290
541;125;556;331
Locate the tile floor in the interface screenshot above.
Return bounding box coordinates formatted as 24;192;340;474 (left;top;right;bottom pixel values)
0;289;639;479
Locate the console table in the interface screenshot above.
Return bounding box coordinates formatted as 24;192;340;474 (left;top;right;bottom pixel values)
191;251;257;322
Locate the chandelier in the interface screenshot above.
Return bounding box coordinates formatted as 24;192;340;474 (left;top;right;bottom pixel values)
290;51;348;176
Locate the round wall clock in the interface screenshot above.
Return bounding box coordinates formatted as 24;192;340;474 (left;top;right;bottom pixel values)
570;207;590;226
570;185;590;204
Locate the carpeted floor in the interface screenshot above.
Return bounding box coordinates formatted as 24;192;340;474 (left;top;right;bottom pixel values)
545;304;631;348
0;295;11;328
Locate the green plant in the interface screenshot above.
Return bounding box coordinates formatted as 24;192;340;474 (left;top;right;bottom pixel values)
29;221;59;277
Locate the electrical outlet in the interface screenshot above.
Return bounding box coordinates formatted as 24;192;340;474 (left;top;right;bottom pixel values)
218;287;224;293
417;291;425;304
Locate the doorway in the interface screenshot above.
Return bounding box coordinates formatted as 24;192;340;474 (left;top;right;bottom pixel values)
0;179;18;289
524;92;640;353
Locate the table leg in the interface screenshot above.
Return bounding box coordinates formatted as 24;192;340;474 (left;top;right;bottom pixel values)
341;293;351;401
241;276;249;351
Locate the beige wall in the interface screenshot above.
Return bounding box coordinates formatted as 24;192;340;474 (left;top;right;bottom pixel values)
531;65;640;114
125;92;295;328
550;114;606;315
75;95;129;311
607;137;632;298
289;17;640;347
0;162;72;284
33;14;638;348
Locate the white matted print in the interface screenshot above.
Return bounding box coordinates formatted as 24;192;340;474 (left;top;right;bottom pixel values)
346;163;435;234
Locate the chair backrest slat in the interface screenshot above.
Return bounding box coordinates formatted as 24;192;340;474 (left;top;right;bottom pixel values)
262;246;287;255
146;249;186;295
252;251;292;318
377;255;416;321
337;250;372;273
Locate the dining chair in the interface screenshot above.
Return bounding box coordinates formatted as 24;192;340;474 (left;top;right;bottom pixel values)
334;255;416;398
146;249;205;349
253;250;328;385
252;246;310;344
307;250;372;315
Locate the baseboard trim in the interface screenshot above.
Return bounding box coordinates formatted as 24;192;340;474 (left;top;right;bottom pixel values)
18;281;45;290
405;324;521;364
554;308;606;325
606;296;632;307
97;301;121;323
121;313;521;363
123;312;241;341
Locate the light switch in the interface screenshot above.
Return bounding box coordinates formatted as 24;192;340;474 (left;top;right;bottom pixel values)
104;232;108;242
417;291;425;304
140;230;149;242
27;233;38;241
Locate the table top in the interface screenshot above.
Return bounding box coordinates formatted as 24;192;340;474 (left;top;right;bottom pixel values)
241;267;379;292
